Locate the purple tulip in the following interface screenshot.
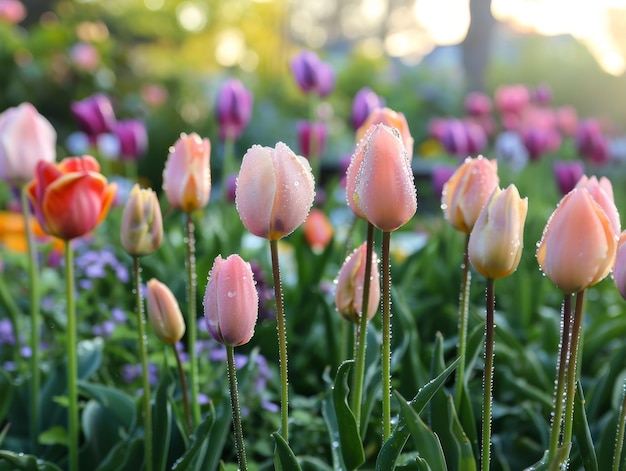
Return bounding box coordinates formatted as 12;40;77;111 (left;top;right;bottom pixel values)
534;84;552;106
70;93;116;138
297;120;327;159
439;119;486;158
553;160;585;196
315;61;335;98
576;119;609;165
351;87;383;131
522;127;551;161
464;91;492;117
114;119;148;161
216;78;253;141
431;165;457;199
290;50;335;97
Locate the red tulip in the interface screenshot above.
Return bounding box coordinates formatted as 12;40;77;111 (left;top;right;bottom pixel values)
27;155;117;240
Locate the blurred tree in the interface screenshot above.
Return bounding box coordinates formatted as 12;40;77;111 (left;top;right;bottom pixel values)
461;0;494;93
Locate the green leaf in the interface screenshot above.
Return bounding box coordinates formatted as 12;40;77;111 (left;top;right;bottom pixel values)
321;394;347;470
332;361;365;470
153;374;173;471
199;400;231;471
80;400;125;463
272;432;302;471
446;396;476;471
171;407;216;470
94;437;145;471
78;381;135;430
0;370;12;423
573;382;598;471
394;391;447;470
38;425;69;446
0;450;62;471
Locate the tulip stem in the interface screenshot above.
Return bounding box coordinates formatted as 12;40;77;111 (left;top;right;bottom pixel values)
482;278;495;471
64;241;79;471
454;234;472;412
308;95;321;183
352;222;374;432
133;257;153;471
612;377;626;471
270;239;289;442
185;213;201;427
226;344;248;471
547;294;573;464
561;290;586;457
172;344;193;436
221;136;235;200
21;186;40;453
381;230;392;441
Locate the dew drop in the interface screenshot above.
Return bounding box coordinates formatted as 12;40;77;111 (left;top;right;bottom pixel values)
227;291;236;298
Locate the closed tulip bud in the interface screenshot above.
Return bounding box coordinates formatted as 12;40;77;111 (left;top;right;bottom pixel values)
203;254;258;347
355;107;414;160
297;121;327;159
347;124;417;232
575;175;620;236
114;119;148;161
442;155;500;233
0;102;57;186
163;132;211;212
27;156;117;240
335;242;380;323
553;160;584;196
70;93;116;138
235;142;315;240
120;184;163;256
216;78;253;141
290;50;335;97
537;188;617;294
146;279;186;345
468;185;528;279
613;232;626;300
303;208;333;253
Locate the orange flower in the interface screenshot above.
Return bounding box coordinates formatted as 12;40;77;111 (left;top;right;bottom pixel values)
27;155;117;240
0;211;27;252
303;208;333;253
537;188;617;294
355;107;414;160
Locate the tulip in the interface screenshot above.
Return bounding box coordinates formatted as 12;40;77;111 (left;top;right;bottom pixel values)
0;103;56;186
69;42;99;72
70;93;116;138
533;84;552;106
27;155;116;240
521;127;551;161
114;119;148;161
553;161;585;196
120;184;163;257
0;0;25;24
145;279;186;345
576;119;609;165
351;87;383;131
465;91;492;117
468;185;528;279
347;124;417;232
303;208;333;253
537;188;617;294
431;165;457;199
614;232;626;300
335;242;380;323
355;107;414;160
162;132;211;212
556;106;578;136
290;50;335;97
494;84;530;115
296;121;327;159
575;175;621;236
235;142;315;240
442;155;500;233
203;254;258;347
216;78;253;141
439;119;487;159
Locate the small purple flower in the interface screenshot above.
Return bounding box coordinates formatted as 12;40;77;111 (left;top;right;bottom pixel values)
216;78;253;141
553;160;585;196
20;346;31;358
290;50;335;98
122;363;158;385
0;318;15;345
351;87;383;131
70;93;117;138
114;119;148;161
111;307;127;323
296;121;327;159
93;320;115;338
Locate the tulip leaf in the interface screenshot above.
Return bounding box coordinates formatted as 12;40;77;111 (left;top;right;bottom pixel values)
199;400;231;471
394;390;447;470
321;393;347;470
78;380;135;430
0;450;63;471
331;360;365;470
573;381;598;471
446;395;476;471
0;369;12;424
171;405;216;470
153;373;173;471
95;437;144;471
272;431;302;471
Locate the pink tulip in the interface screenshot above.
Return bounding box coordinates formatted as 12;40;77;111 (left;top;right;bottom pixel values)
468;185;528;279
69;42;99;72
162;133;211;212
494;84;530;115
575;175;621;236
613;231;626;300
355;107;414;160
442;155;500;233
203;254;258;347
0;0;25;24
348;124;417;232
537;188;617;294
0;103;56;186
464;91;492;117
335;242;380;324
235;142;315;240
146;279;186;345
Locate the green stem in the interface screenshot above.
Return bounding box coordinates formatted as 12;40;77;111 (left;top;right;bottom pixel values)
547;294;573;463
64;242;79;471
352;222;375;432
270;239;289;442
133;257;153;471
381;231;392;441
0;275;21;368
482;278;495;471
454;234;471;411
226;345;248;471
308;95;321;184
561;290;586;455
21;186;40;452
613;377;626;471
172;344;193;436
185;213;201;426
221;137;235;200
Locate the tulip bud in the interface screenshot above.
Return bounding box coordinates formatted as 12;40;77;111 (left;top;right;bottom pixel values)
335;242;380;323
290;50;335;97
355;107;414;160
203;254;258;347
235;142;315;240
216;78;253;141
537;188;617;294
613;231;626;300
468;185;528;279
297;121;327;159
120;184;163;257
442;155;500;233
351;87;383;131
114;119;148;161
303;208;333;253
553;160;584;196
70;93;117;138
146;279;186;345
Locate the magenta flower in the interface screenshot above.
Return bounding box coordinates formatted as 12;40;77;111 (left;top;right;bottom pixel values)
0;0;26;24
553;161;585;196
114;119;148;161
576;119;609;165
351;87;383;131
216;78;253;141
296;121;327;159
70;93;116;139
464;91;492;117
290;50;334;97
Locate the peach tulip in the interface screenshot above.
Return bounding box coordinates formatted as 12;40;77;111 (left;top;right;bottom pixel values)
0;103;56;186
162;133;211;212
468;185;528;279
235;142;315;240
303;208;333;253
575;175;620;236
146;278;186;345
348;123;417;232
27;156;116;240
537;188;617;294
335;242;380;323
355;107;414;160
442;155;500;233
203;254;258;347
120;184;163;257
